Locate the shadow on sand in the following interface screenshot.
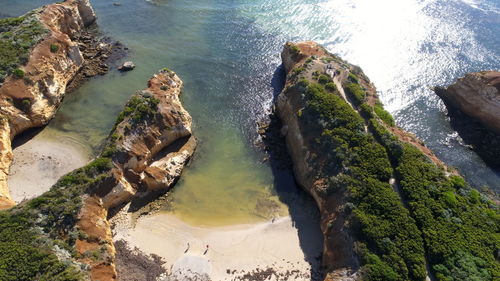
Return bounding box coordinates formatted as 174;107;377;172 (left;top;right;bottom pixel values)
258;64;325;280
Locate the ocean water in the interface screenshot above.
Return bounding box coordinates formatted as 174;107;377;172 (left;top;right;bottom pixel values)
1;0;499;226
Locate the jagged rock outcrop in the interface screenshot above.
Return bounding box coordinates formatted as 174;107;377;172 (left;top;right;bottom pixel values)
277;41;362;280
78;70;195;280
275;41;498;281
0;69;196;281
0;0;95;207
70;69;195;280
0;0;101;208
101;69;196;209
435;71;500;134
434;71;500;168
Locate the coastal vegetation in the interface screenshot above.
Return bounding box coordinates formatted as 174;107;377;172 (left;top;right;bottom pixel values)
369;118;499;281
0;92;156;279
114;93;160;126
284;45;499;281
291;78;427;280
343;70;500;280
345;63;499;281
0;156;112;281
0;68;177;278
0;11;47;84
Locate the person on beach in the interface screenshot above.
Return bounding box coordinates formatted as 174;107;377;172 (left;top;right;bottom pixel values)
203;244;209;255
184;242;190;253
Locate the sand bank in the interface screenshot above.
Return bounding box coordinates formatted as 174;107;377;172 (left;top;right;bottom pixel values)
8;128;91;203
113;212;324;281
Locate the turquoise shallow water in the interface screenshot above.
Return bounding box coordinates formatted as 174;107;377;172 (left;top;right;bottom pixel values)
1;0;499;225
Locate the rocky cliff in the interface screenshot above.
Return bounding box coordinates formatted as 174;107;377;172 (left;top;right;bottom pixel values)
0;69;196;281
435;71;500;134
0;0;97;208
276;41;499;281
434;71;500;168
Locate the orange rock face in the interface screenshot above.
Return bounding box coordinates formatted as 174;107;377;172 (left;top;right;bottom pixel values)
0;0;96;208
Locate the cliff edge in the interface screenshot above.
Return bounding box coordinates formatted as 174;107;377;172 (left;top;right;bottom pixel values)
0;69;196;280
435;71;500;134
0;0;97;208
276;41;499;281
434;71;500;168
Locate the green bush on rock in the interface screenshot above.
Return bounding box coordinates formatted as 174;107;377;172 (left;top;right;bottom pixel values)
344;82;366;106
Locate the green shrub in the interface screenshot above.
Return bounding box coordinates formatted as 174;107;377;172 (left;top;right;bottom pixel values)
382;140;500;280
114;94;160;127
373;102;395;126
0;13;48;80
50;43;59;53
325;82;337;92
290;44;300;56
433;251;491;281
292;53;499;280
21;98;30;109
0;212;83;281
291;67;305;77
469;190;481;204
12;68;24;78
348;72;359;83
443;191;458;207
343;82;366;106
297;80;427;281
359;103;375;119
318;74;331;84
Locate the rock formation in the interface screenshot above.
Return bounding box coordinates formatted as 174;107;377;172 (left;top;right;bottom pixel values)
75;69;196;280
434;71;500;168
275;41;498;281
0;0;104;208
435;71;500;134
0;69;196;281
100;69;196;209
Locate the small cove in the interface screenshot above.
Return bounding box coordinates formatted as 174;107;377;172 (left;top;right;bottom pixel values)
2;0;499;278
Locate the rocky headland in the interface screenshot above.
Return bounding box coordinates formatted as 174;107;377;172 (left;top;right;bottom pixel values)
275;41;499;281
434;71;500;168
0;69;196;280
0;0;123;209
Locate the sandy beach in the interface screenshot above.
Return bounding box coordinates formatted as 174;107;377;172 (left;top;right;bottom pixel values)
8;128;91;203
113;211;324;281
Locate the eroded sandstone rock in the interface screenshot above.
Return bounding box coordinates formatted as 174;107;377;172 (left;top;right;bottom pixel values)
275;41;497;281
76;69;196;279
434;71;500;168
435;71;500;134
0;0;96;208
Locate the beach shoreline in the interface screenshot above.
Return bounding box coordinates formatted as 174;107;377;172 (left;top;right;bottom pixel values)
112;211;323;281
